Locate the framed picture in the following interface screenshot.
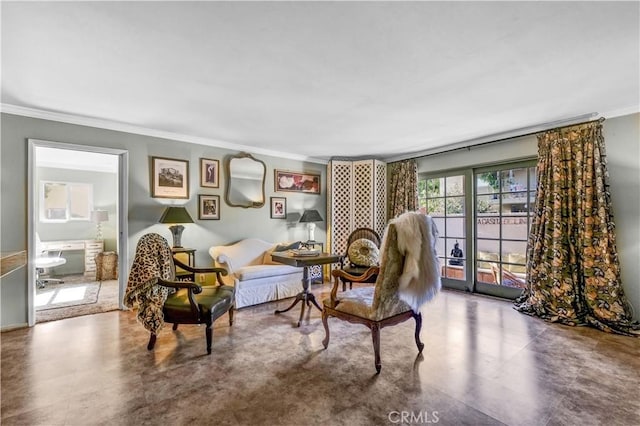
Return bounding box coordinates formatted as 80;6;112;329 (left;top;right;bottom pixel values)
270;197;287;219
151;156;189;199
200;158;220;188
199;194;220;220
274;170;321;194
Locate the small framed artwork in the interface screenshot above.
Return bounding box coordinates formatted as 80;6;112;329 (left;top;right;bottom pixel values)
200;158;220;188
270;197;287;219
274;170;321;194
199;194;220;220
151;156;189;199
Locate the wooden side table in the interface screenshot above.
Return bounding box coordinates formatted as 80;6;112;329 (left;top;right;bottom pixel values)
271;251;341;327
172;247;196;281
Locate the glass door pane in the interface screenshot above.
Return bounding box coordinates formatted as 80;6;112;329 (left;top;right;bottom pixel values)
474;161;536;298
420;173;468;290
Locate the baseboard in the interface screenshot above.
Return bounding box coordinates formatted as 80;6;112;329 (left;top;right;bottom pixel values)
1;322;29;332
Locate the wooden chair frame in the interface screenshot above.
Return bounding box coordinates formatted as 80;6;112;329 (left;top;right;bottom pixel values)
323;267;424;374
148;257;233;354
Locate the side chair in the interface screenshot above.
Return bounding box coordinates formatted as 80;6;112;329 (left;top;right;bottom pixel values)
323;212;441;373
337;227;382;291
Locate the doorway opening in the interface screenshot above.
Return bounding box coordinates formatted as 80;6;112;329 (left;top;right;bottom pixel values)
28;140;128;325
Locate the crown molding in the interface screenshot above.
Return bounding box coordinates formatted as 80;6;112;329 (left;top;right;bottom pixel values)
383;107;640;163
600;104;640;120
1;103;328;164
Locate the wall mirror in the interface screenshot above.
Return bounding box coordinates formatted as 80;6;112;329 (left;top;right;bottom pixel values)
225;152;266;208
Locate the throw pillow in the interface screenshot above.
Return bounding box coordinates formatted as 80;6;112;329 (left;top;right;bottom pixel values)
348;238;380;267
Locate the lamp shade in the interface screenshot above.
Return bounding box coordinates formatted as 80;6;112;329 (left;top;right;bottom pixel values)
159;206;194;224
299;209;323;223
90;210;109;223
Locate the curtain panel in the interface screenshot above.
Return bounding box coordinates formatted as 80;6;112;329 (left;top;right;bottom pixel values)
388;160;418;219
515;120;638;336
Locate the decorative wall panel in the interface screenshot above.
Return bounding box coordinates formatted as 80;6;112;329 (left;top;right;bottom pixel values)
328;159;386;265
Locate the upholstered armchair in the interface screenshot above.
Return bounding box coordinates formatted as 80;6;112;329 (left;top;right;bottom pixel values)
124;233;235;355
337;227;382;291
323;212;441;373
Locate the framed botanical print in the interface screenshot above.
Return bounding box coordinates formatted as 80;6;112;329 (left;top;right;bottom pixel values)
199;194;220;220
200;158;220;188
270;197;286;219
151;156;189;199
274;170;321;194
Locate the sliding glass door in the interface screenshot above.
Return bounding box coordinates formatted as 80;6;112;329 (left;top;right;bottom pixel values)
419;159;536;298
474;162;536;298
419;170;471;292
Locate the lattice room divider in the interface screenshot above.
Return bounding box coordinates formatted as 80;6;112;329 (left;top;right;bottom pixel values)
327;159;387;271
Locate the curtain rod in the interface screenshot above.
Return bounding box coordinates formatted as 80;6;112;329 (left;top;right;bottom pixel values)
386;112;600;162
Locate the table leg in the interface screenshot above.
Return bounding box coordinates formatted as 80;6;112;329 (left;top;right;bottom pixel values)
274;265;322;327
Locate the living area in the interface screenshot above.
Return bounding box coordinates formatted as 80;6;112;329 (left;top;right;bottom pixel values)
2;2;640;425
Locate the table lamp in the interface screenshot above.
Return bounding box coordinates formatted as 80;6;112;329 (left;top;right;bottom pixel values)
90;210;109;240
299;209;323;243
159;206;194;247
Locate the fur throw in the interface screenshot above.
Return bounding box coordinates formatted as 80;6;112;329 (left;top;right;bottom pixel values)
124;233;174;334
391;211;441;311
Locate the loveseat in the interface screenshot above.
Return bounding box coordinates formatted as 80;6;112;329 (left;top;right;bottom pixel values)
209;238;303;308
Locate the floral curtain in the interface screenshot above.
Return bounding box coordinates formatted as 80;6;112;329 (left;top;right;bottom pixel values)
515;120;639;336
389;159;418;219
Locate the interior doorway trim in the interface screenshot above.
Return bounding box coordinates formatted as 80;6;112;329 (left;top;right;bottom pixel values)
27;139;129;327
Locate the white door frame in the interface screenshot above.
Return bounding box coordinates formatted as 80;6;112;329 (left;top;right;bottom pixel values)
27;139;129;326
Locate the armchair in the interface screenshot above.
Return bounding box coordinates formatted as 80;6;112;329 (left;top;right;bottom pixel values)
323;212;441;373
124;233;235;354
337;227;382;291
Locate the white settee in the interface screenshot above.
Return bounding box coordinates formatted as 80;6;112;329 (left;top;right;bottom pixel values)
209;238;303;308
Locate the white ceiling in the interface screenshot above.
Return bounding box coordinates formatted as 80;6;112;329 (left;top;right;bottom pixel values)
36;146;119;174
2;2;639;163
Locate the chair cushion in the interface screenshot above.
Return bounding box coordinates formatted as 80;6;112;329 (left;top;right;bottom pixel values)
324;286;376;319
324;286;413;321
348;238;380;267
164;285;234;320
236;264;300;281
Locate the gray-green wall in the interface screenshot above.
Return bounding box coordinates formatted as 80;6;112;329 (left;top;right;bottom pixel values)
416;113;640;320
1;113;327;328
2;113;638;328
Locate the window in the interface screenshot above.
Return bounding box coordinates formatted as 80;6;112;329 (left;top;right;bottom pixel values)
420;174;467;286
40;181;93;222
420;160;536;298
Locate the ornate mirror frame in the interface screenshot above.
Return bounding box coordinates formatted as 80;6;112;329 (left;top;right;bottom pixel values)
225;152;266;208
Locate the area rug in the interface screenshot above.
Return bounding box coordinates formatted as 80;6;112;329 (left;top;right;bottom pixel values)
36;276;101;311
36;275;120;323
